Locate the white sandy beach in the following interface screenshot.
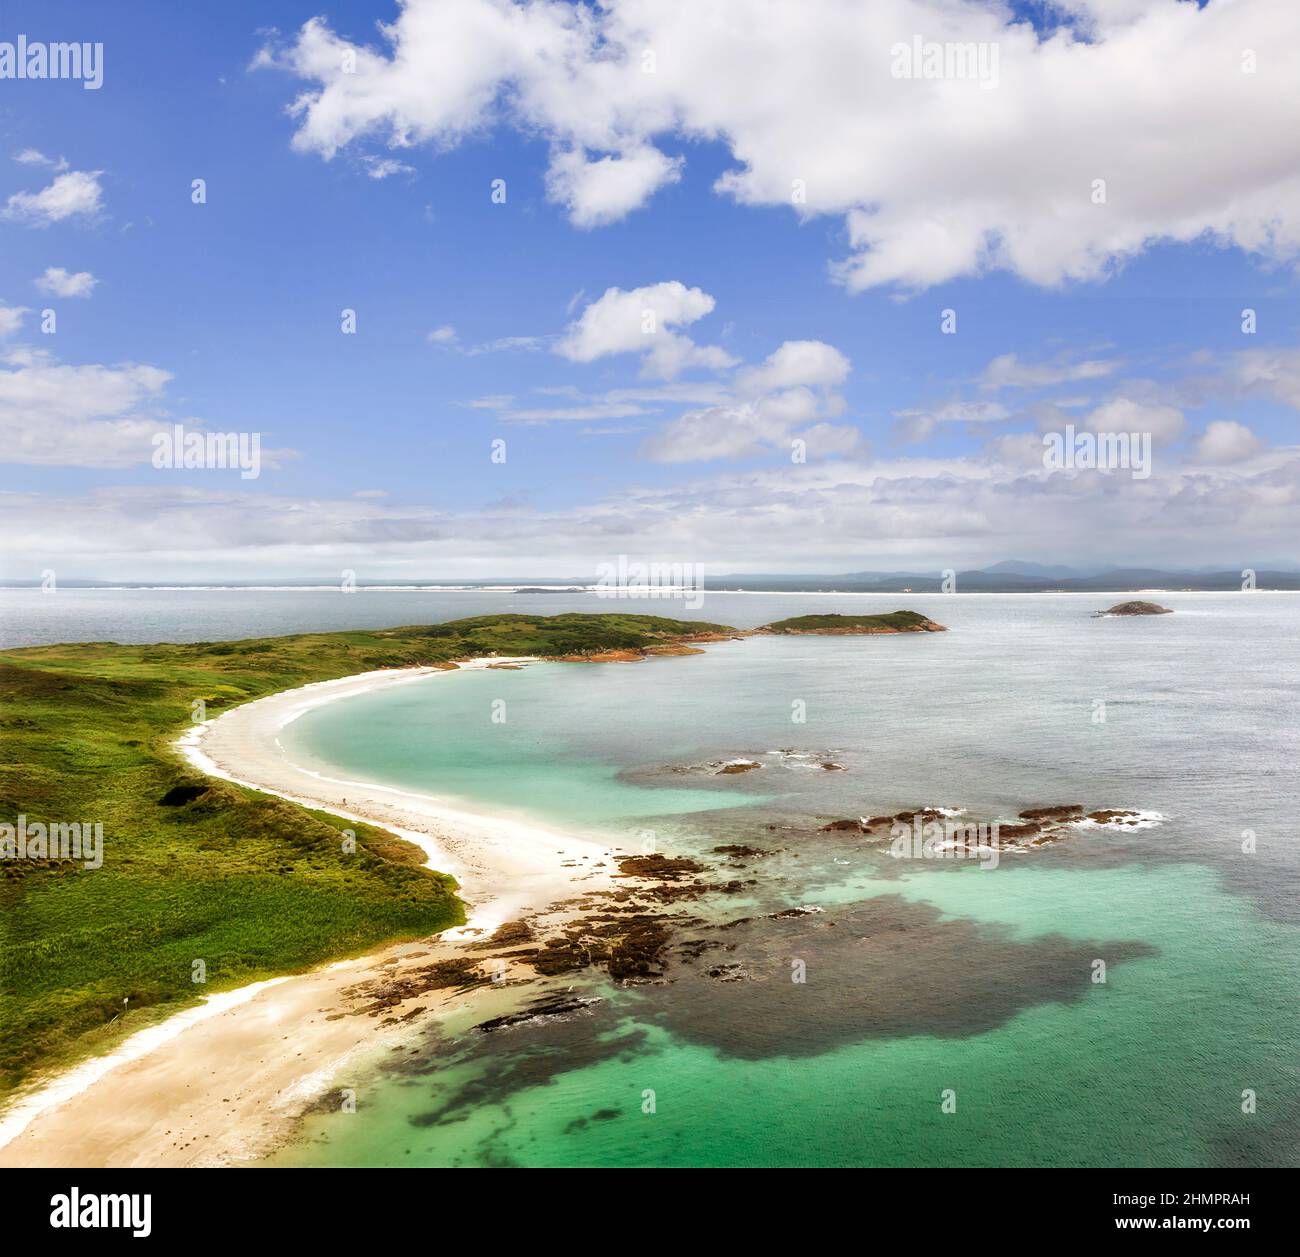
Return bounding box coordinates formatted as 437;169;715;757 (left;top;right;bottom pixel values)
179;658;615;933
0;659;618;1167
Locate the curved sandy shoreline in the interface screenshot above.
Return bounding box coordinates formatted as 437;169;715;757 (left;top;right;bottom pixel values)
178;657;614;934
0;658;618;1167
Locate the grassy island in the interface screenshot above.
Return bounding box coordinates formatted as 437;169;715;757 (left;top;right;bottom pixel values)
758;610;946;634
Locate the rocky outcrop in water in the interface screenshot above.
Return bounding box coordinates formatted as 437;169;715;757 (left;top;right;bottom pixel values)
815;805;1155;852
1094;601;1172;616
476;993;603;1033
1020;804;1084;821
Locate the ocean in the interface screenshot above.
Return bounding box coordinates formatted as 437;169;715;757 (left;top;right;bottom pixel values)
272;592;1298;1167
8;588;1298;1166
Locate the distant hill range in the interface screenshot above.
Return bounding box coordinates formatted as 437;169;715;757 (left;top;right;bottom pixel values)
10;560;1300;592
705;563;1300;593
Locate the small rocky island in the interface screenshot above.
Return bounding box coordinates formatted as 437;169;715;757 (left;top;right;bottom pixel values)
1094;601;1173;617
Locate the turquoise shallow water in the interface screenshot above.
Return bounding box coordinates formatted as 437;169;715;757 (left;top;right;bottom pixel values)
268;593;1299;1167
281;662;772;828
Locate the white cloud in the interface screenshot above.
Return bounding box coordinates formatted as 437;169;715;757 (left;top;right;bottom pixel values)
638;335;735;381
487;283;856;458
979;431;1057;468
641;340;855;462
1083;398;1186;446
14;149;69;171
558;282;713;360
557;282;734;379
363;154;415;179
736;340;850;395
466;378;729;425
0;358;172;466
640;401;783;463
799;422;867;459
1195;419;1263;464
467;281;855;457
9;443;1300;580
545;145;682;228
471;394;652;423
0;305;28;337
0;352;295;472
893;412;937;445
4;170;104;226
264;0;1300;291
893;400;1010;443
432;327;547;355
1224;347;1300;410
35;267;97;298
460;334;544;356
980;353;1117;391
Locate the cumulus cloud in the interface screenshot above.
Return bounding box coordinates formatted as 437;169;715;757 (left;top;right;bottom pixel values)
735;340;850;396
35;267;97;298
545;145;682;228
4;170;104;226
0;358;172;466
1195;419;1263;464
638;402;784;462
1082;398;1186;446
479;288;855;460
557;282;734;379
641;340;857;462
0;353;295;471
471;285;858;458
262;0;1300;290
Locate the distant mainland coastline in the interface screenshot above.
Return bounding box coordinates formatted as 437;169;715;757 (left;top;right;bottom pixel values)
7;562;1297;593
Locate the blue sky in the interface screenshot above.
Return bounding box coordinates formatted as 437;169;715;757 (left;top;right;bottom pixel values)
2;0;1299;579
